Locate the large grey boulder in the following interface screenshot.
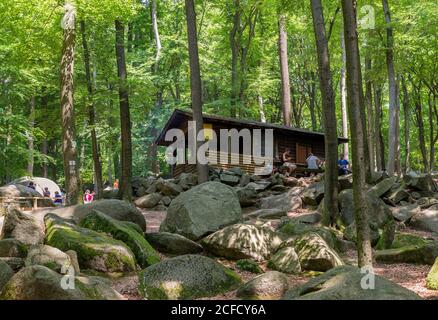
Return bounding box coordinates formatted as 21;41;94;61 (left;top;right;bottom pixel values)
236;271;288;300
177;173;198;190
138;254;241;300
44;214;136;273
156;180;183;197
0;259;14;293
25;245;72;273
268;246;301;274
375;241;438;265
391;204;421;222
0;257;25;271
259;187;303;212
247;209;287;219
144;232;203;255
134;193;162;209
293;233;344;272
0;239;28;258
409;208;438;233
40;199;146;231
131;176;156;197
368;177;398;198
160;182;242;240
338;189;392;227
302;182;324;206
404;173;438;192
235;185;258;207
0;208;44;246
202;224;282;261
0;265;123;300
282;265;421;300
220;173;240;186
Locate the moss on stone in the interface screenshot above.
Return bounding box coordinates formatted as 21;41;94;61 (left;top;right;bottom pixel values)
391;233;429;249
236;259;263;274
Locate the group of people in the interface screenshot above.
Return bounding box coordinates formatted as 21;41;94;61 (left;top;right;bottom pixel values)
280;148;351;176
27;181;98;205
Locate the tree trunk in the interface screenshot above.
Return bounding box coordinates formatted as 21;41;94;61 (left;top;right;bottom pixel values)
151;0;162;72
374;84;385;170
365;57;375;172
258;95;266;123
401;76;410;173
80;20;103;199
60;1;80;205
278;14;291;126
311;0;339;227
230;0;240;118
115;20;133;201
41;138;48;178
185;0;209;183
340;29;349;159
428;90;437;172
341;0;373;267
382;0;398;176
309;72;317;131
27;96;35;176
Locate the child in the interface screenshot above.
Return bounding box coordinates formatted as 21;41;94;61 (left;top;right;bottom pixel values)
83;190;94;204
53;191;63;206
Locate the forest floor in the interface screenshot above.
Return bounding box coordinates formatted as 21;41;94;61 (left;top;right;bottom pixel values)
110;208;438;300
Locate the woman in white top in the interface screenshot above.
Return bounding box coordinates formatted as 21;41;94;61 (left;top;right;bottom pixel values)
306;153;320;170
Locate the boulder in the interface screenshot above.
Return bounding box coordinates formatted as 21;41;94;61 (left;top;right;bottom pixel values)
201;223;282;261
235;186;258;207
144;232;203;255
417;197;438;209
65;250;81;274
228;167;247;176
268;173;284;187
161;196;172;206
0;265;123;300
426;258;438;290
404;173;438;192
338;189;392;228
236;271;288;300
235;259;263;274
0;239;28;258
0;208;44;246
283;177;299;187
371;171;390;184
79;210;160;268
302;182;324;206
0;259;14;293
293;233;344;272
343;221;380;247
391;233;429;249
238;174;251;187
42;199;146;231
138;254;241;300
134;193;162;209
268;246;301;274
390;204;421;222
0;184;54;208
247;209;287;219
25;245;72;273
220;173;240;186
178;173;198;190
156;180;183;197
375;241;438;265
259;187;303;212
282;265;421;300
409;208;438;233
0;257;24;271
281;212;322;225
160;182;242;240
45;215;136;272
338;174;353;191
368;177;398;198
384;187;409;204
375;219;396;250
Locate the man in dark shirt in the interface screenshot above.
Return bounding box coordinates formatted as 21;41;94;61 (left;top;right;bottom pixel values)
338;153;350;175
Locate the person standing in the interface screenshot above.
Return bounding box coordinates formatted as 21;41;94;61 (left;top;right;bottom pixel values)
83;190;93;204
306;153;321;169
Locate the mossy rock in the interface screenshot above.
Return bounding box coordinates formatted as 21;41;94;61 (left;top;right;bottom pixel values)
235;259;263;274
426;258;438;290
236;271;288;300
138;254;241;300
0;259;14;293
375;241;438;265
45;215;136;273
79;210;160;268
0;239;28;258
268;246;301;274
391;233;429;249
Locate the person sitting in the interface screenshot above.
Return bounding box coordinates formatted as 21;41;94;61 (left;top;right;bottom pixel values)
43;187;51;198
281;148;297;176
83;190;94;204
338;153;351;175
306;153;321;170
53;191;63;206
28;181;36;190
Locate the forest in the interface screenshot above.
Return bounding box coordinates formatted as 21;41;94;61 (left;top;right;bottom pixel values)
0;0;437;303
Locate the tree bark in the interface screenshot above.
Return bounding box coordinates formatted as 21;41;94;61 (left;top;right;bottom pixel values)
278;14;291;126
230;0;240;118
340;29;349;159
80;20;103;199
27;96;35;176
115;20;133;201
151;0;162;72
401;76;410;173
365;57;375;172
341;0;373;267
60;1;80;205
185;0;209;183
258;95;266;123
311;0;339;227
374;84;385;170
382;0;399;176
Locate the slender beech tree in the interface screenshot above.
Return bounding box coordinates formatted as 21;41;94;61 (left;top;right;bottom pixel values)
365;57;375;172
80;20;103;199
310;0;339;226
278;13;291;126
185;0;209;183
27;96;35;176
340;29;349;159
401;76;410;173
115;20;133;201
60;1;80;205
382;0;399;176
341;0;372;267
